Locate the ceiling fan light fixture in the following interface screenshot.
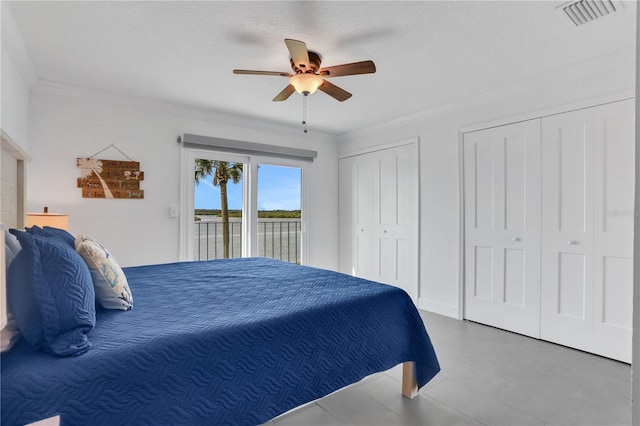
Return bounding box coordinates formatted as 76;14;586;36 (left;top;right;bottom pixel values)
290;73;323;95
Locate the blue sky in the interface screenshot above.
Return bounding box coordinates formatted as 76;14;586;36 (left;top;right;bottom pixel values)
195;163;301;210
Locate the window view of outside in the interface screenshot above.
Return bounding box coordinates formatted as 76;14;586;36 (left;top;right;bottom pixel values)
194;160;301;263
194;159;244;260
257;164;301;263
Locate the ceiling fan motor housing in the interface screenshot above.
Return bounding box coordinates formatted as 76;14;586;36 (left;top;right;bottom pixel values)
291;51;322;74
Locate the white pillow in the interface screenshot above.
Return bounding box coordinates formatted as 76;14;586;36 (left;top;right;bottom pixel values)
1;315;20;352
75;235;133;311
5;230;21;271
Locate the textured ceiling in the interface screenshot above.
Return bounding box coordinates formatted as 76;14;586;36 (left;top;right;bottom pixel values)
8;1;637;134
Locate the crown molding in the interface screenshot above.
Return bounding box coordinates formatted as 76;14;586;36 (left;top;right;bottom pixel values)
1;2;38;88
32;80;338;143
338;46;635;143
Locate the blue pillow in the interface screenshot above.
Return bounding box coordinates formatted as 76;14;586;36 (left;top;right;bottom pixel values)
8;229;95;356
26;225;75;249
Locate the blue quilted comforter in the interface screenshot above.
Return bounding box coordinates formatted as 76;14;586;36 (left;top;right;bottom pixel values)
2;258;439;425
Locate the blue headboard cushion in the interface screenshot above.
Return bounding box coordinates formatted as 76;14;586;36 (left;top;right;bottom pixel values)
8;229;95;356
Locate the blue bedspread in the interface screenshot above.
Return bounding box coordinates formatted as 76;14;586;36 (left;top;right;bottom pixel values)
2;258;439;425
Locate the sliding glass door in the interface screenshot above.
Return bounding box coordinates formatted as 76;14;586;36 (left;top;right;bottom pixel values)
257;164;302;263
191;152;247;260
182;149;307;264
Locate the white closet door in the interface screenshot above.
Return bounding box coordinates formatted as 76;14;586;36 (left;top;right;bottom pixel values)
541;100;634;362
592;99;634;363
353;155;376;281
464;120;541;337
338;143;419;302
339;153;375;280
338;155;355;275
464;127;500;326
372;144;418;302
541;108;595;353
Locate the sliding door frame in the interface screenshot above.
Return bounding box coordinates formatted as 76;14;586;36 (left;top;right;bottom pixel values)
180;148;309;264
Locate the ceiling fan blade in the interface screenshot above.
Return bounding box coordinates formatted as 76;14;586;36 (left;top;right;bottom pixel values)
318;80;352;102
285;39;310;70
319;60;376;77
233;69;291;77
273;84;296;102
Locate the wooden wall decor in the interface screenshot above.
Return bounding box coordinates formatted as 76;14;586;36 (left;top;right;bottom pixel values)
77;158;144;199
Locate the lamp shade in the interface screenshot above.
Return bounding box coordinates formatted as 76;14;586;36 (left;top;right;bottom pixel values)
289;73;323;95
26;213;69;231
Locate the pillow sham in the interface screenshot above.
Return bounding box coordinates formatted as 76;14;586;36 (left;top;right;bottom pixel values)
8;229;95;356
26;225;76;248
75;235;133;311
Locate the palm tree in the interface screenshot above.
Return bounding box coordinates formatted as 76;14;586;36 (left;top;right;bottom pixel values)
77;158;114;198
194;159;243;258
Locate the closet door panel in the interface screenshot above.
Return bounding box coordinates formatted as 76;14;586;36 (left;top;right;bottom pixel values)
504;134;526;231
464;119;540;337
378;155;396;226
464;128;500;326
396;239;410;284
393;145;418;302
341;143;419;303
592;99;634;362
374;145;418;302
557;252;587;319
474;246;496;301
354;157;375;280
503;248;525;306
541;108;594;352
558;128;589;234
497;120;541;337
378;235;395;281
338;156;355;275
600;256;633;325
474;136;497;232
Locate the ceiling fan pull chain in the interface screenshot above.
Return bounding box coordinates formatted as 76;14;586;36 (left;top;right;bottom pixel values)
302;93;308;133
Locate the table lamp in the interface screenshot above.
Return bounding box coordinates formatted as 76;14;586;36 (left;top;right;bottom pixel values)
25;207;69;231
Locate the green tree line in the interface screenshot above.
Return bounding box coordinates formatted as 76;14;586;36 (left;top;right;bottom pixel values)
195;209;301;218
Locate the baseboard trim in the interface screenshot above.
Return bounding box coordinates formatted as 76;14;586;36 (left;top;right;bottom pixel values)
417;298;460;319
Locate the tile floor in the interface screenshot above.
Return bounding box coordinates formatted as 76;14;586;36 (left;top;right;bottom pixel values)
266;311;632;426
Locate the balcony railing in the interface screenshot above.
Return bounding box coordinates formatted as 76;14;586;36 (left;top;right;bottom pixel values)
194;219;301;263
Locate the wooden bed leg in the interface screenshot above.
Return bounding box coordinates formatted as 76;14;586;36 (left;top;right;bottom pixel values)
401;361;419;399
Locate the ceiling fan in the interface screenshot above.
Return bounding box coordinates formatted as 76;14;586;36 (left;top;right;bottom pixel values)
233;39;376;102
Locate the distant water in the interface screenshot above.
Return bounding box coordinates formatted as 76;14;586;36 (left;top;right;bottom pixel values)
195;216;300;223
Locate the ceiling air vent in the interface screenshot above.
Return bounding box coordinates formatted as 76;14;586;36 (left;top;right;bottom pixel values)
560;0;623;26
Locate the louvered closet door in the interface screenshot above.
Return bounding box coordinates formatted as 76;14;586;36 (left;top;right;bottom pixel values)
463;120;541;338
541;108;595;353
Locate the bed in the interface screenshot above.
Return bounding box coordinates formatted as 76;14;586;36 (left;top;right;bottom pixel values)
2;256;440;425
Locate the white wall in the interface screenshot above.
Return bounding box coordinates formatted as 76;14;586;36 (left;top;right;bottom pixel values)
1;1;34;152
338;48;636;319
1;43;29;150
1;2;34;330
27;87;339;269
632;3;639;422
